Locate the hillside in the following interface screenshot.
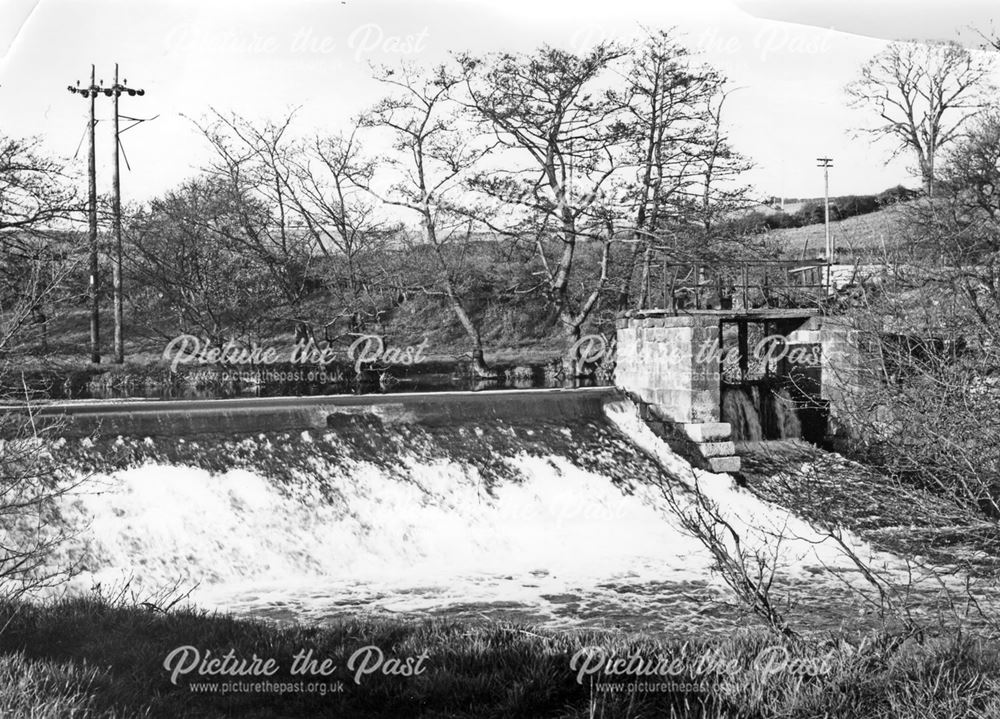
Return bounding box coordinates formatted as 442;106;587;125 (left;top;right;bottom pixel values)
765;202;912;261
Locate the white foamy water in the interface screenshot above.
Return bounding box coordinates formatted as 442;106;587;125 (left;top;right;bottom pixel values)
39;399;967;634
64;453;707;587
603;400;909;575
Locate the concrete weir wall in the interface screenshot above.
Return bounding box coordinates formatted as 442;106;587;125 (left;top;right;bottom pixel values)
26;388;620;438
615;313;740;473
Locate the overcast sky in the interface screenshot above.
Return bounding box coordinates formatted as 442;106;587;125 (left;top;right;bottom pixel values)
1;0;998;206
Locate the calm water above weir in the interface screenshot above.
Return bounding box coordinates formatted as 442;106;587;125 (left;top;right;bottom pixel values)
15;360;609;401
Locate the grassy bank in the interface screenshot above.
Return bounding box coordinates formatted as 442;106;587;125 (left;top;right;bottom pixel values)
1;597;999;718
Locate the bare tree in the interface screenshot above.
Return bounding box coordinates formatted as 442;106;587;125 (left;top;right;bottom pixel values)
125;176;283;344
0;136;80;234
847;40;995;197
688;90;755;237
0;135;82;354
289;126;397;331
831;112;1000;518
609;30;733;310
0;409;87;600
358;63;497;376
0;135;86;598
193;111;321;341
458;44;626;343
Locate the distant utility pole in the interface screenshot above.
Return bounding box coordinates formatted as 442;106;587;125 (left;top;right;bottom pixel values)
68;64;145;365
817;157;834;263
110;64;145;364
67;66;101;364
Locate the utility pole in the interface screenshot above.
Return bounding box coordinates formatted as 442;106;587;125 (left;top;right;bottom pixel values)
68;64;145;364
110;64;144;364
817;157;833;262
68;66;101;364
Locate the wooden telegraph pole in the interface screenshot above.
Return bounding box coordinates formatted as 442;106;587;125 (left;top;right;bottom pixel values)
67;66;101;364
68;64;145;364
817;156;834;295
110;64;145;364
817;157;834;261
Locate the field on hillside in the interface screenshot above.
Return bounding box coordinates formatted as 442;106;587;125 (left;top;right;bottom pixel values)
766;203;911;261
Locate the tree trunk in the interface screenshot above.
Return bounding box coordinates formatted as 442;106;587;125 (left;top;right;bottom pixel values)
616;241;645;311
921;154;936;199
560;236;611;377
561;314;587;379
447;292;496;378
547;209;578;318
294;320;315;345
638;242;654;310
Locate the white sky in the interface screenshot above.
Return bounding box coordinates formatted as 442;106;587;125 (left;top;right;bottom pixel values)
1;0;998;206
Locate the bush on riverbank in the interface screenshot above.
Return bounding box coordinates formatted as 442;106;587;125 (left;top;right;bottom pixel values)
1;596;999;718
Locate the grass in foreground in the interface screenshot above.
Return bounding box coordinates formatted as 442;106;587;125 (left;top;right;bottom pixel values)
1;598;1000;718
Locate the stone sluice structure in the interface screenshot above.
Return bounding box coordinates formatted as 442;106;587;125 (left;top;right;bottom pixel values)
615;309;858;474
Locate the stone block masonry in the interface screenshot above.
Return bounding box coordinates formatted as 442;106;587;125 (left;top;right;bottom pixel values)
615;312;741;473
819;316;861;450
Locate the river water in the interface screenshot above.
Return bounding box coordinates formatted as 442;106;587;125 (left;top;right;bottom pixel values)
32;396;992;636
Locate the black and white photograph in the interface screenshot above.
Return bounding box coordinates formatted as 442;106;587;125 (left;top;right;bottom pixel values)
2;0;1000;716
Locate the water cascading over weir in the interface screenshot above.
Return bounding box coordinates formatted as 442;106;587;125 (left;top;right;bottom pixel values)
14;372;898;636
6;258;879;634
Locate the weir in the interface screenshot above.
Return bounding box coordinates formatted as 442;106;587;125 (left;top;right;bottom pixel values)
31;390;916;635
23;387;620;438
